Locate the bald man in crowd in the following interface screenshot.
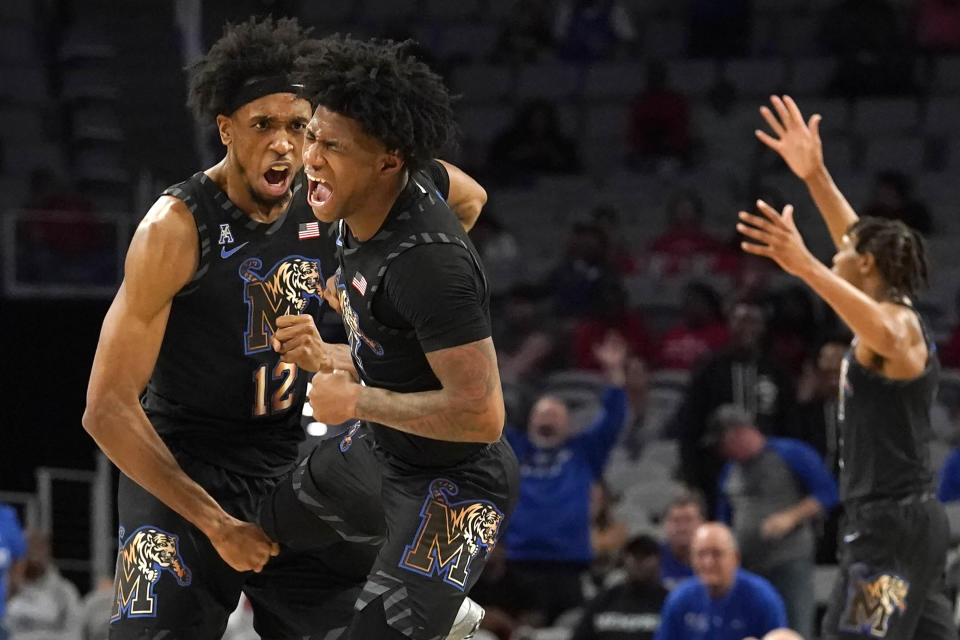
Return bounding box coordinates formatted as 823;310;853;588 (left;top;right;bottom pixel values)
655;523;787;640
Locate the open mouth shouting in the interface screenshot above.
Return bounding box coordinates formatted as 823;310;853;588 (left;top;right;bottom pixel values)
262;162;293;197
306;173;333;209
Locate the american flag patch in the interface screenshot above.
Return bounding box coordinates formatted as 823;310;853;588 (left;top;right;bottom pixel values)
352;272;367;296
298;222;320;240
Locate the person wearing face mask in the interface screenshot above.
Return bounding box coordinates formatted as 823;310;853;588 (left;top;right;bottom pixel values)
500;334;629;626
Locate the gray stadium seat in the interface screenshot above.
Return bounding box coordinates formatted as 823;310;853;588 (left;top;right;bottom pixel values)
665;58;717;97
0;25;37;63
642;18;687;58
583;61;646;100
433;23;499;62
860;136;926;174
457;105;513;145
934;57;960;95
451;63;514;104
723;58;788;97
790;57;839;96
851;98;920;135
424;0;482;21
923;97;960;136
515;62;583;101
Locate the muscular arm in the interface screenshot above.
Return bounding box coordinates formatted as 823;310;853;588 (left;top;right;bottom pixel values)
313;337;505;443
800;261;926;375
437;159;487;232
82;197;275;571
355;337;504;442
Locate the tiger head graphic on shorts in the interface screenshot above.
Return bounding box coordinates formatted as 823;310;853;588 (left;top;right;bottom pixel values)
839;564;909;638
400;479;505;590
111;526;192;622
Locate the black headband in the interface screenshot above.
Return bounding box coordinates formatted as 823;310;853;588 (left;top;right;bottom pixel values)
224;75;306;115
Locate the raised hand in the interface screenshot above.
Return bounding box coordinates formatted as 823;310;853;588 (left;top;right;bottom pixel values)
593;331;628;387
738;200;816;278
756;95;824;181
208;516;279;573
272;314;335;372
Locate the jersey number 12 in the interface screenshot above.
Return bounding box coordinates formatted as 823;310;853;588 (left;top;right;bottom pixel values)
252;362;297;417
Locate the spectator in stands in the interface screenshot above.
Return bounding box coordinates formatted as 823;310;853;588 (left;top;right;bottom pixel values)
494;285;562;391
492;0;554;63
795;335;848;564
687;0;751;58
916;0;960;53
503;334;629;625
554;0;637;62
572;534;667;640
939;288;960;368
620;356;652;458
592;205;638;275
654;523;787;640
659;492;706;591
795;335;849;466
6;530;81;640
590;481;628;580
572;283;655;370
658;282;729;371
937;445;960;503
647;190;724;278
862;170;933;235
628;62;694;172
488;100;582;183
822;0;914;97
0;504;26;640
671;300;796;518
712;405;839;640
767;285;822;377
78;577;112;640
545;220;618;320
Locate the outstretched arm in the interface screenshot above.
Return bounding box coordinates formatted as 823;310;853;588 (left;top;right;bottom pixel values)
83;197;278;572
738;201;925;371
437;159;487;231
756;95;858;249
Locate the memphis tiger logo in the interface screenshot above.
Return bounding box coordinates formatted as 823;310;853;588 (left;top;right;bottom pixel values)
240;256;323;354
335;269;383;370
111;526;191;622
838;564;909;637
400;479;504;591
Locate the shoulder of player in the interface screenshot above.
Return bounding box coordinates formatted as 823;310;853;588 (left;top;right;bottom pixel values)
125;196;198;289
384;242;473;279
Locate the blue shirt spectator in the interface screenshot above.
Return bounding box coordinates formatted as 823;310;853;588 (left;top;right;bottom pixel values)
659;542;694;591
656;569;787;640
506;383;628;563
658;491;705;590
501;333;629;624
655;522;786;640
938;448;960;502
0;504;26;624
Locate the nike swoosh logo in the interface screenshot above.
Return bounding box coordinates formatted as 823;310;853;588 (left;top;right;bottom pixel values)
843;532;861;543
220;242;249;259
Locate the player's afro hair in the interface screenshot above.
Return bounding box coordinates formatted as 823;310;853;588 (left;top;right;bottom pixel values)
298;35;458;172
186;16;318;121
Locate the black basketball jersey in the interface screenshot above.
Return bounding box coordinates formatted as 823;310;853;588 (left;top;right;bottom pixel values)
837;306;939;503
142;171;334;476
334;168;490;467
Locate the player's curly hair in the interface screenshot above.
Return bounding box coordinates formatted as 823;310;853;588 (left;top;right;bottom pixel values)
298;35;458;172
848;217;930;299
186;16;317;121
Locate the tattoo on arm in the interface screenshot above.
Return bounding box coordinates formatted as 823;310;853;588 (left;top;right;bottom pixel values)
354;338;504;442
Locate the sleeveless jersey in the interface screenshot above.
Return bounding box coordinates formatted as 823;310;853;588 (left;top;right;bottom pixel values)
335;169;490;467
837;306;939;503
142;171;334;476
